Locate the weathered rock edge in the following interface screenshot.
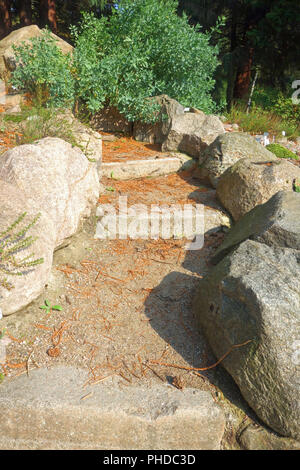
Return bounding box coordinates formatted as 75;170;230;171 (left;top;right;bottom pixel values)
193;239;300;439
212;191;300;264
0;366;225;450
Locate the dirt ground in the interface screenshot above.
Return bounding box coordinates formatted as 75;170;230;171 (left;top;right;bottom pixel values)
1;170;224;388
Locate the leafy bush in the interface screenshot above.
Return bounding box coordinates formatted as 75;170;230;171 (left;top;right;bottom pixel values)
251;86;279;109
11;1;219;122
11;30;75;108
266;143;298;160
70;0;219;121
273;94;300;127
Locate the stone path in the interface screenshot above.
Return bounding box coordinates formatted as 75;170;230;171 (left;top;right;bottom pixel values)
0;135;275;450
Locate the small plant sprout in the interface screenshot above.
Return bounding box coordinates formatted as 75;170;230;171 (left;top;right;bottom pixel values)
40;299;63;315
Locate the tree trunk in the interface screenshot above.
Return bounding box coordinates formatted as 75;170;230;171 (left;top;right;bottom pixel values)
226;5;238;112
40;0;57;33
233;48;254;99
0;0;12;39
18;0;32;26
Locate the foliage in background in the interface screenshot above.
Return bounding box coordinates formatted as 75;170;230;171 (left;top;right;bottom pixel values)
11;0;218;123
11;30;75;109
71;0;219;121
178;0;300;111
226;101;300;140
0;213;44;291
252;86;300;127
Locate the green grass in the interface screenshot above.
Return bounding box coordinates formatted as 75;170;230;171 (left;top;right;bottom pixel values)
226;103;300;140
4;103;78;147
266;143;298;160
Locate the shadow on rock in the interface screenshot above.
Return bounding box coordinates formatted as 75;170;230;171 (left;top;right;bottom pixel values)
143;264;253;417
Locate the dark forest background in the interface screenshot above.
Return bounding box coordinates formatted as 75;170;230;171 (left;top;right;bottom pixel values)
1;0;299;112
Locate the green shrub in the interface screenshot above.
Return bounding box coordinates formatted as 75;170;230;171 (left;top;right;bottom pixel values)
252;86;279;109
266;143;298;160
11;2;218;122
11;30;75;108
71;0;219;121
273;93;300;127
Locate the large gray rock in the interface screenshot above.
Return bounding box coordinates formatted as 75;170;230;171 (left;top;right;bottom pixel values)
198;132;276;188
133;94;185;144
57;110;102;175
161;112;225;158
0;137;100;248
212;191;300;264
0;366;225;450
193;239;300;438
0;25;73;81
0;181;54;316
217;158;300;221
238;424;300;450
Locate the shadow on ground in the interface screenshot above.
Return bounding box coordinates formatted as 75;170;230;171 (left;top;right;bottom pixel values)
143;171;256;417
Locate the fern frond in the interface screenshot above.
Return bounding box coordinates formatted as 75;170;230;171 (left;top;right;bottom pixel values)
0;213;44;291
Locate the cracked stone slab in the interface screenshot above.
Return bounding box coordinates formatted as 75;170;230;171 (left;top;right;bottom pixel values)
0;366;225;450
102;155;195;180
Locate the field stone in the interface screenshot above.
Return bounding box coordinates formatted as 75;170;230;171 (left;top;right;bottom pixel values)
198;132;276;188
0;137;100;248
162;112;225;158
217;157;300;220
133;94;185;144
212;191;300;264
102;153;195;180
193;239;300;438
238;424;300;450
57;110;102;175
0;181;54;316
0;366;225;450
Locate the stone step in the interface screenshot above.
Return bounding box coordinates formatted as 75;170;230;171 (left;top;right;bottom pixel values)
102;154;196;180
95;202;231;241
0;366;225;450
